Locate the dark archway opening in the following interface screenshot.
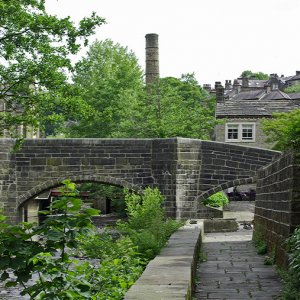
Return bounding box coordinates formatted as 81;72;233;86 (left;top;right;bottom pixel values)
18;181;129;226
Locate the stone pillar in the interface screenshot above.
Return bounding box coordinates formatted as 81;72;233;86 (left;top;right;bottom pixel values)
145;33;159;84
0;139;17;224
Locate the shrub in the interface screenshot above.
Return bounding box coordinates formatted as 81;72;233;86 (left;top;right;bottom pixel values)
116;187;183;260
281;226;300;299
203;191;229;208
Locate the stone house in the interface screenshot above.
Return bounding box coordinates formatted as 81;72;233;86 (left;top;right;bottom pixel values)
212;72;300;149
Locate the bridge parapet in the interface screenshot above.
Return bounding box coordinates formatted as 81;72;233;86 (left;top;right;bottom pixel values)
0;138;280;223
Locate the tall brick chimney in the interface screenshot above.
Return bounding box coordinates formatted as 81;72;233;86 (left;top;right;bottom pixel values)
145;33;159;84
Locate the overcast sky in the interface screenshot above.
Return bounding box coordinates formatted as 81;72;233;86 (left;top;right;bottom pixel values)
45;0;300;86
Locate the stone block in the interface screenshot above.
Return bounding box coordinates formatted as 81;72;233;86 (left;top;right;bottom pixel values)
204;218;238;233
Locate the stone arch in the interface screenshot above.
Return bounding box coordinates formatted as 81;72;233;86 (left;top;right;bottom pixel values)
196;176;256;203
17;174;142;209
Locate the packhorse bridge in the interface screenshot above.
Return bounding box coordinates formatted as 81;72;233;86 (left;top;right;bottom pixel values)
0;137;280;224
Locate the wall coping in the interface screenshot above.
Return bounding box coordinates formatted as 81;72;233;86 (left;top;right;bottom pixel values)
124;221;203;300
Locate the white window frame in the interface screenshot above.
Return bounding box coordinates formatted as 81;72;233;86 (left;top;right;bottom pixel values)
225;123;256;142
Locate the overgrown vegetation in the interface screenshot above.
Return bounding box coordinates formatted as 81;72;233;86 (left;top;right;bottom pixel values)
252;229;268;255
0;181;182;299
203;191;229;208
116;187;183;260
280;226;300;300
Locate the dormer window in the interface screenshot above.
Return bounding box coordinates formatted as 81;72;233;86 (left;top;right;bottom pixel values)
272;83;278;90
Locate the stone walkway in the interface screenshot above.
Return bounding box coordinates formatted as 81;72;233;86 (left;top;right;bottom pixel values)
194;228;283;299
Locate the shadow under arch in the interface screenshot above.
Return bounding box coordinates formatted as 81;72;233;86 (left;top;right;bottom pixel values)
196;176;257;203
17;174;143;209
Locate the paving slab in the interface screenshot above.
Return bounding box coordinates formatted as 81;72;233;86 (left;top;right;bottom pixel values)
194;228;283;300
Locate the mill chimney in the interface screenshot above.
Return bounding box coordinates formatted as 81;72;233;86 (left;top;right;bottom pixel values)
145;33;160;84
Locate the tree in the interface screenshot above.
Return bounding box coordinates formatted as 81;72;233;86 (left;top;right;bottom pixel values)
284;83;300;93
65;39;144;138
241;70;269;80
0;0;105;138
262;109;300;151
119;74;216;139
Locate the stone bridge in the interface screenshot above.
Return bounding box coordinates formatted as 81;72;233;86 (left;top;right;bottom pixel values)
0;138;281;223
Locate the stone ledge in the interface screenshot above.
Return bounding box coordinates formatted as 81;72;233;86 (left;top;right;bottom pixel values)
124;221;203;300
203;218;238;233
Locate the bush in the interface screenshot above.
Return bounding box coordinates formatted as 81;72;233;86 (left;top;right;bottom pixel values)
203;192;229;208
116;187;183;260
281;226;300;299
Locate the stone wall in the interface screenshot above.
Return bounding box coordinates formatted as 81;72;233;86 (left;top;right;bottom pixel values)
0;138;280;223
215;118;273;149
254;152;300;267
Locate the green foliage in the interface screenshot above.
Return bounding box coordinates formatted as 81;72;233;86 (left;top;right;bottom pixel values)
120;74;216;139
66;39;144;138
0;183;182;299
262;109;300;151
241;70;269;80
117;188;183;260
203;192;229;208
277;227;300;300
78;183;126;216
252;230;268;255
284;83;300;94
68;46;216;140
77;235;144;300
0;179;100;299
0;0;105;138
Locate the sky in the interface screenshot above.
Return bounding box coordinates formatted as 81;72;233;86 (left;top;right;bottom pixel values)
45;0;300;86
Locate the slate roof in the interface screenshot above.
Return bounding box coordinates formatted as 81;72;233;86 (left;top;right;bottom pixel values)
216;100;300;117
260;90;291;100
290;92;300;100
237;79;267;88
288;74;300;82
231;90;265;100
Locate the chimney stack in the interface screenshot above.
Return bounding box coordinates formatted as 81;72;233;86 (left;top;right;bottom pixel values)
203;84;211;92
215;82;224;102
145;33;159;84
233;79;241;94
225;80;232;90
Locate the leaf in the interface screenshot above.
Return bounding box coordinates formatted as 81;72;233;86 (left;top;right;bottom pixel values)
5;281;17;287
84;208;100;216
0;271;9;281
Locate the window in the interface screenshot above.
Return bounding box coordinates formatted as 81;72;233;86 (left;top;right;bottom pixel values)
227;124;238;140
226;123;255;142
